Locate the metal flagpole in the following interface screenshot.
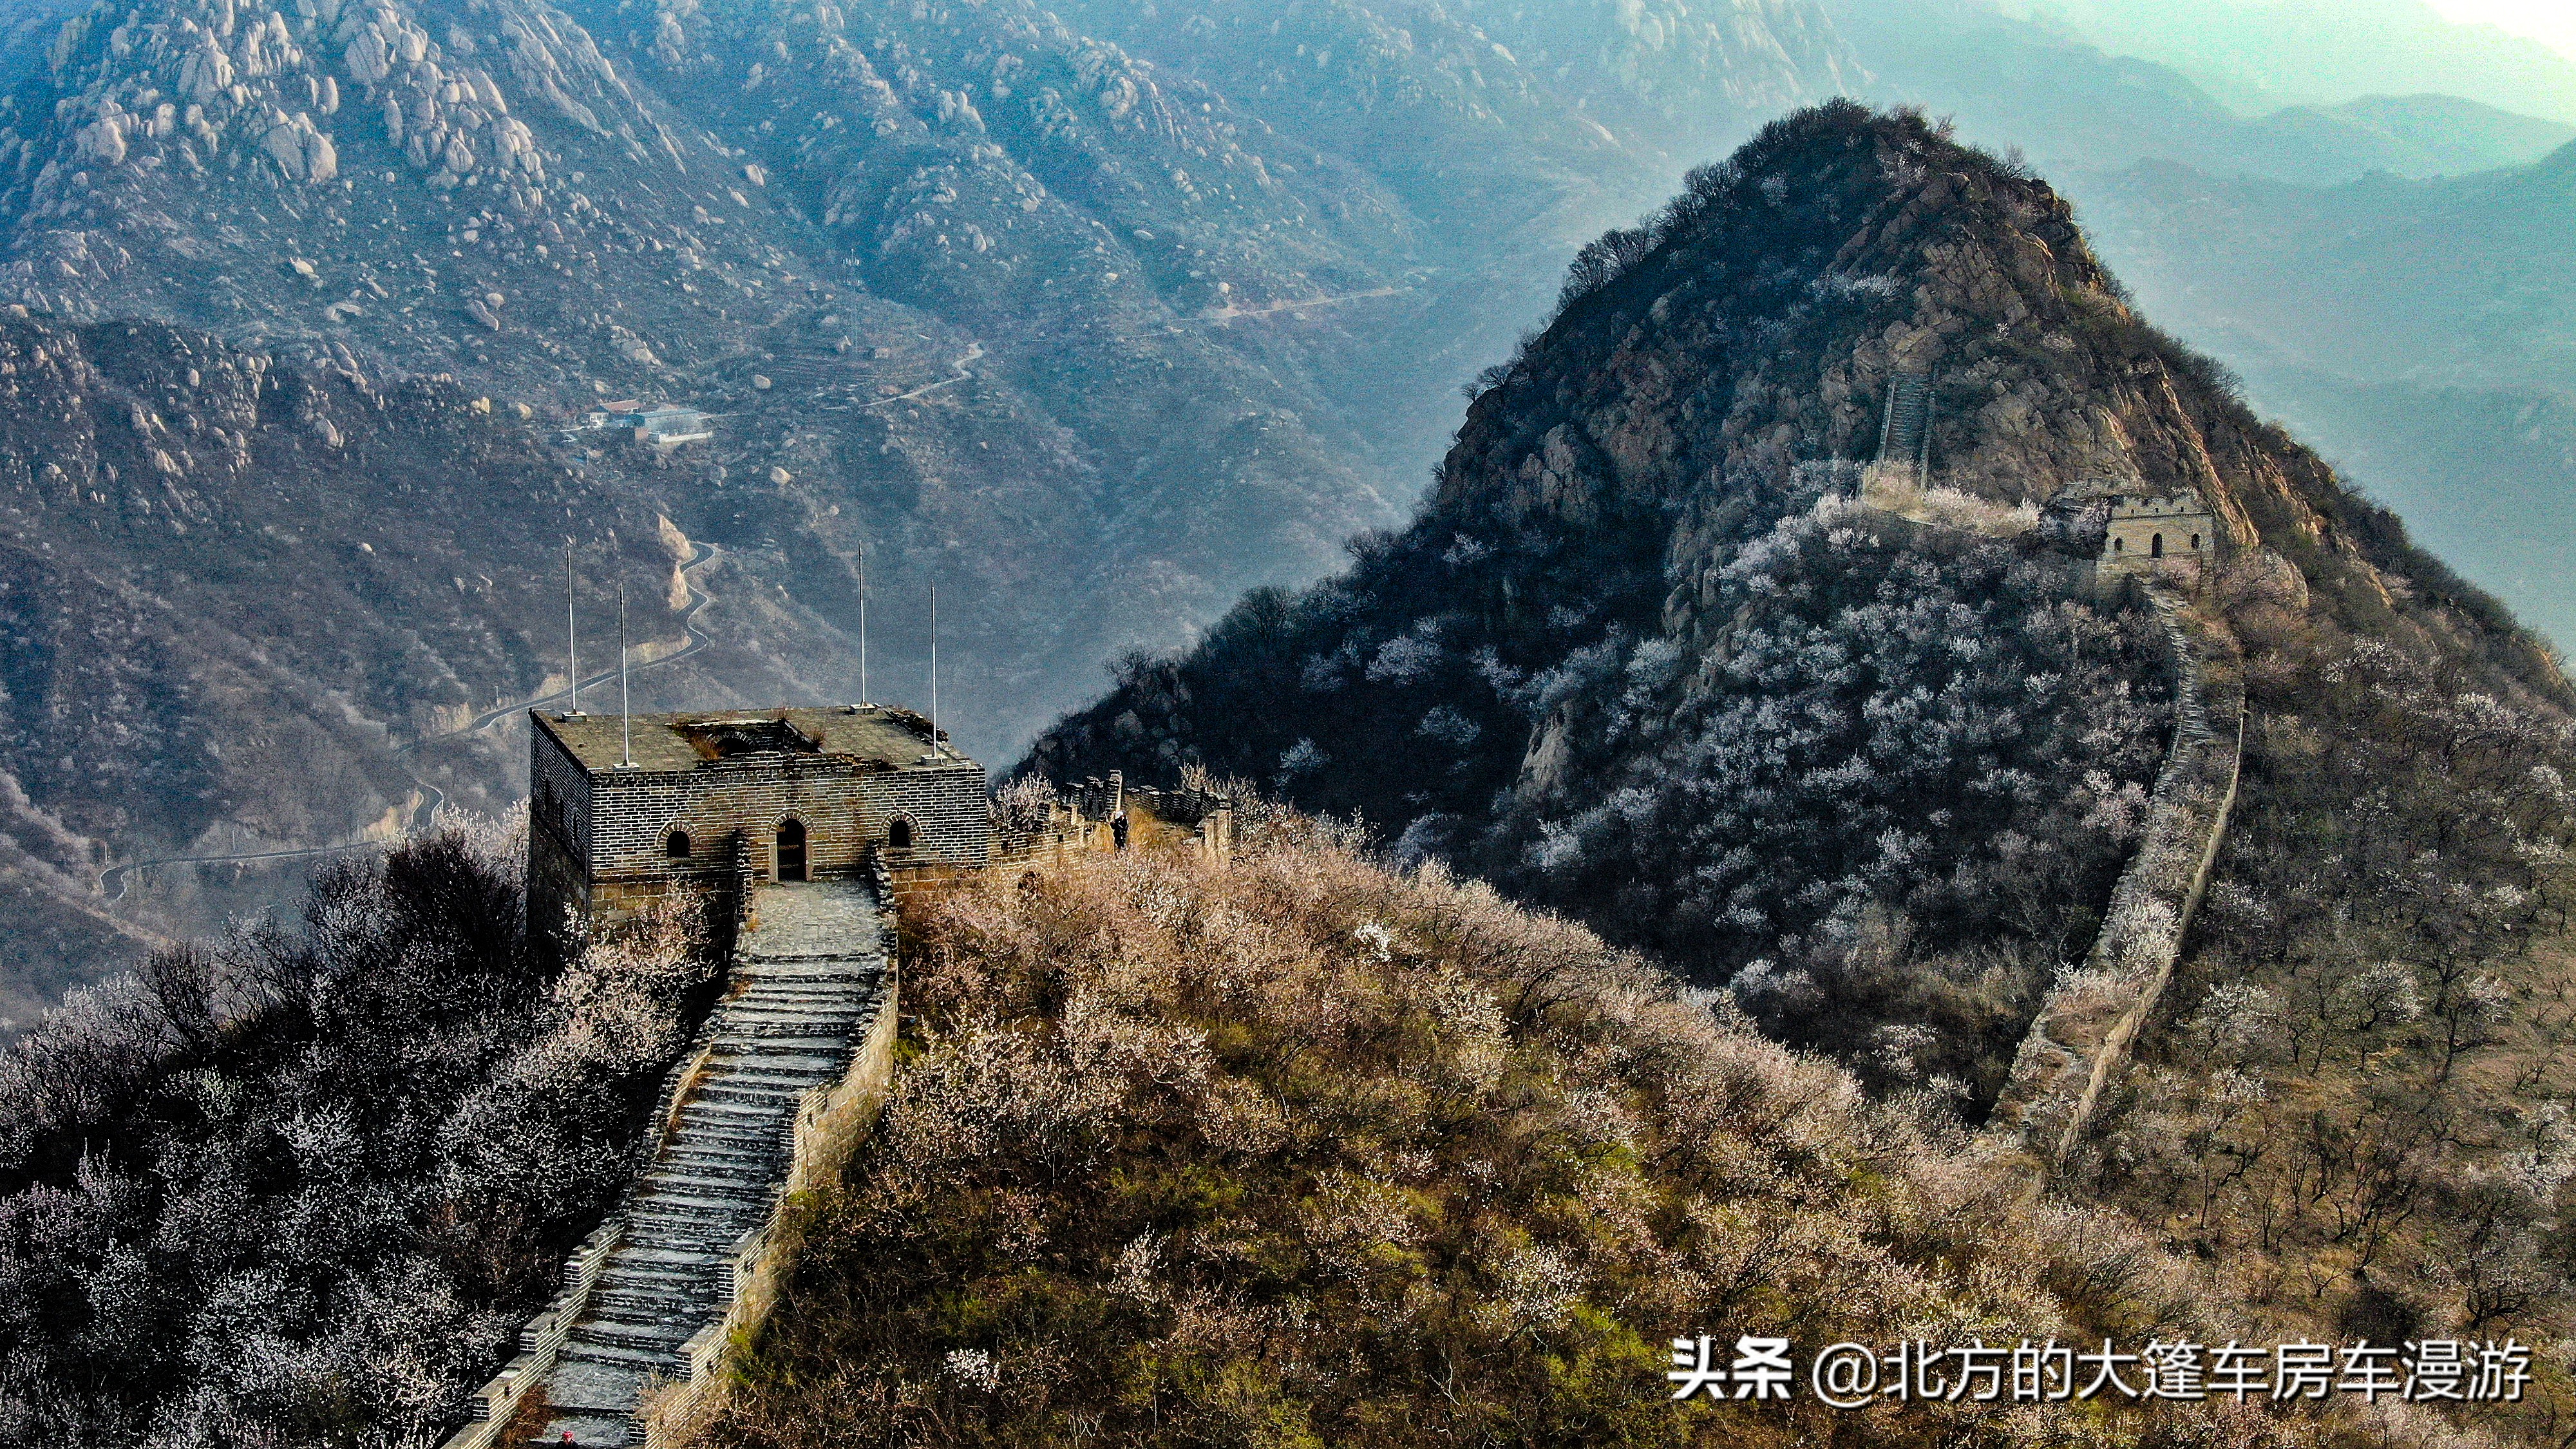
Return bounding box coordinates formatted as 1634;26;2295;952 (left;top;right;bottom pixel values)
858;544;868;705
565;534;580;714
614;529;632;768
928;580;938;759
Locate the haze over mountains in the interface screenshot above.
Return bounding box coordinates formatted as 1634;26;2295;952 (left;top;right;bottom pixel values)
0;0;1853;1018
3;0;2573;1025
1830;0;2576;652
12;101;2570;1449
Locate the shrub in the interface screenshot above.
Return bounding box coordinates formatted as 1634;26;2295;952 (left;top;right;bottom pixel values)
670;831;2349;1449
0;814;714;1446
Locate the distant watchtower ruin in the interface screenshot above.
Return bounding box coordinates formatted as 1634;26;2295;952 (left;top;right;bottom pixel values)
526;705;991;943
2098;491;2215;582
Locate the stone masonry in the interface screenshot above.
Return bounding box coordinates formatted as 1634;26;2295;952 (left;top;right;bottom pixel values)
1988;586;2246;1161
439;878;898;1448
542;880;893;1444
528;705;990;949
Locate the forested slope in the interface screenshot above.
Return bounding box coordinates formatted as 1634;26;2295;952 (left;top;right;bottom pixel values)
0;815;715;1445
1028;106;2576;1428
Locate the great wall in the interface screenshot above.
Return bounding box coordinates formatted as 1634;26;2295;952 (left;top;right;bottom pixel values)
421;369;2257;1443
1989;588;2246;1160
1857;376;2250;1164
431;705;1235;1448
445;855;900;1449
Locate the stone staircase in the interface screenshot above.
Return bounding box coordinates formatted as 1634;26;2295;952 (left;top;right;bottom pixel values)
511;880;893;1448
1877;374;1933;468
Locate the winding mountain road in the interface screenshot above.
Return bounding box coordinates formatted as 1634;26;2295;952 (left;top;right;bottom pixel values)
98;542;726;904
863;341;982;408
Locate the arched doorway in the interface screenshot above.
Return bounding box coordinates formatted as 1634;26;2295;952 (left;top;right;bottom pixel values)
666;829;692;860
887;816;914;853
2150;533;2164;558
776;819;808;882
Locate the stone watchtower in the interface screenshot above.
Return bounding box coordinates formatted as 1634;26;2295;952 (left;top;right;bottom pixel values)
526;705;992;943
2098;491;2216;582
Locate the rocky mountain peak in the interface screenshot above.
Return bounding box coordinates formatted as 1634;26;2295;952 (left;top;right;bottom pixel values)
1030;100;2568;1099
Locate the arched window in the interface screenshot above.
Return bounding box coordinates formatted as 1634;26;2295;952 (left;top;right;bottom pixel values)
776;819;807;882
2150;533;2164;558
666;829;692;860
887;816;913;853
2190;533;2201;551
2112;536;2124;553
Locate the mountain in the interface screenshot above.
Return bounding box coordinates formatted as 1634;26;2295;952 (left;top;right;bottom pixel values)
1032;99;2564;1076
2020;0;2576;124
0;312;724;1033
2270;92;2576;176
0;0;1858;1019
1826;0;2576;184
1817;0;2576;661
1030;106;2576;1372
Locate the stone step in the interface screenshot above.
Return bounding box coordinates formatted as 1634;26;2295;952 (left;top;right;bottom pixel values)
690;1090;808;1115
532;1408;637;1446
511;880;891;1446
656;1151;781;1177
627;1208;769;1237
693;1075;810;1097
660;1136;782;1159
627;1190;765;1216
636;1160;773;1186
714;1009;863;1028
594;1288;714;1318
571;1317;694;1353
587;1298;705;1330
558;1340;679;1370
599;1251;720;1277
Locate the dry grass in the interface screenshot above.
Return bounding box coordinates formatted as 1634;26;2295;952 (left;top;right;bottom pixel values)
665;825;2427;1448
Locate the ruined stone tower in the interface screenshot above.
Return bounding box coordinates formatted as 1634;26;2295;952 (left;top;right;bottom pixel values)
526;704;992;943
2098;491;2216;582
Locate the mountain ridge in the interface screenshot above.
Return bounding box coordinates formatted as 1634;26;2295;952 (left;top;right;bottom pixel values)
1029;99;2568;1089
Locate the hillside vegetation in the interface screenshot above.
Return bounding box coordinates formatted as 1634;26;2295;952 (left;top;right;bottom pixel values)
1028;102;2576;1435
668;822;2378;1449
0;815;712;1446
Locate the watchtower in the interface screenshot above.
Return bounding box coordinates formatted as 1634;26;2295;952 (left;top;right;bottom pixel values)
2098;491;2215;582
526;705;990;944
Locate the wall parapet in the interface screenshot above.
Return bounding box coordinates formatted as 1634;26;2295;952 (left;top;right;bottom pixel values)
643;929;904;1446
1989;585;2246;1162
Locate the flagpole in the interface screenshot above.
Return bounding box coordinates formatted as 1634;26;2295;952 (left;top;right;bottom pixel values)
928;580;938;758
565;533;580;714
614;529;632;768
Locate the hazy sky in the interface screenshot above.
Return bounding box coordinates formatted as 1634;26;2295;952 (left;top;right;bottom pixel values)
2425;0;2576;61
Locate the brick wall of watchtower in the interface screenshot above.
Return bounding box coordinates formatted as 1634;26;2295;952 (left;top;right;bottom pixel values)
527;719;992;948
